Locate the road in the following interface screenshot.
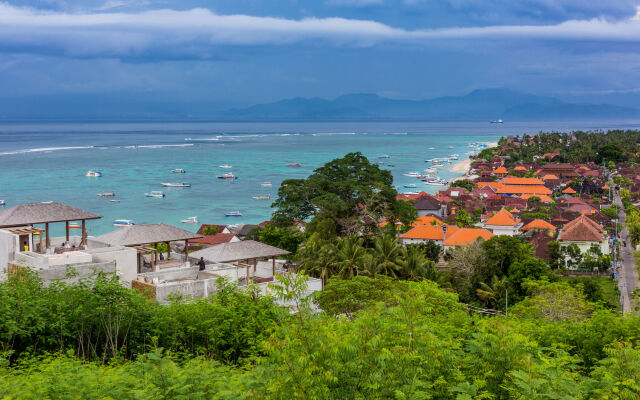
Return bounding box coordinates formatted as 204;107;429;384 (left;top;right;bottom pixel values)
613;191;638;313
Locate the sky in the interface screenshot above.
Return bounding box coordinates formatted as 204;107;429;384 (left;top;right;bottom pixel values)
2;0;640;116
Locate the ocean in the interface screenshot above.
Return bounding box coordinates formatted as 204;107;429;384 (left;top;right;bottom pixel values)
0;120;637;236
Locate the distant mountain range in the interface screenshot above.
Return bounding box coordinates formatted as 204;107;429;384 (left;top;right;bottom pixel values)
1;89;639;121
221;89;640;122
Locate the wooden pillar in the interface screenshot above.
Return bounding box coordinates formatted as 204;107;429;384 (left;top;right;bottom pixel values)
272;257;275;276
184;240;189;260
166;241;171;260
246;265;250;284
153;250;157;272
253;258;257;272
81;220;86;246
65;221;69;242
137;251;141;273
39;232;43;254
45;223;50;249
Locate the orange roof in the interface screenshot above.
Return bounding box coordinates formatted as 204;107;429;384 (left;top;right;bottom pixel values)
534;169;542;175
412;215;444;226
402;225;458;241
479;182;503;191
485;208;520;226
521;194;554;202
558;215;603;242
497;185;553;195
602;185;609;190
502;177;544;185
541;174;559;180
521;219;556;231
514;166;527;171
493;166;508;174
443;228;494;246
562;187;577;194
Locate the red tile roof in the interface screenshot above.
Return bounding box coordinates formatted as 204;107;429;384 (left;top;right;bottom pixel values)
189;233;238;246
502;177;544;185
485;208;520;226
402;225;458;240
562;187;577;194
558;215;603;242
497;185;552;195
443;228;494;246
522;219;556;231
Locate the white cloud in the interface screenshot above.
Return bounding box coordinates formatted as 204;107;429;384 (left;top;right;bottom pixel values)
1;2;640;59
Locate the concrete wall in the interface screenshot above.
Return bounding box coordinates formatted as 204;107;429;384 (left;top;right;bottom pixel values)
35;261;116;284
0;230;18;277
401;238;444;246
154;278;219;303
85;246;138;286
484;225;519;236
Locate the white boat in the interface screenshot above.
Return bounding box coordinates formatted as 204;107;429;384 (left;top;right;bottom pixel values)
0;200;5;206
403;172;421;177
404;184;417;189
172;168;186;173
225;211;242;217
219;164;232;169
378;154;390;158
449;154;459;160
402;191;420;195
86;170;102;177
216;172;236;179
252;194;271;200
181;216;199;224
424;178;448;186
490;119;504;124
428;147;435;150
113;219;134;227
432;162;444;167
425;159;433;162
448;146;454;149
110;199;120;203
432;157;449;163
424;167;438;174
97;191;115;197
161;182;191;187
145;191;165;198
261;182;273;187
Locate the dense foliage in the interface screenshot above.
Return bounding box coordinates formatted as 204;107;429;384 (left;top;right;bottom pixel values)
1;273;639;399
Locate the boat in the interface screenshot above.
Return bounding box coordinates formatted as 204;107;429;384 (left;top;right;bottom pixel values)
424;167;437;174
97;191;115;197
378;154;390;158
425;159;433;162
0;200;5;206
113;219;134;227
225;211;242;217
145;191;165;198
403;172;421;177
404;184;417;189
490;119;504;124
428;147;435;150
261;182;272;187
219;164;232;169
286;163;301;167
86;170;103;177
110;199;120;203
402;191;420;195
449;154;459;160
448;146;454;149
172;168;186;173
424;178;448;186
432;162;444;167
181;216;199;224
161;182;191;187
216;172;236;179
252;194;271;200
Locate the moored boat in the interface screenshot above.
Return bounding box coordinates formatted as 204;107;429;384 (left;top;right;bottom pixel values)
286;163;301;167
219;164;232;169
261;182;272;187
97;191;115;197
161;182;191;187
172;168;186;173
0;200;5;206
216;172;236;179
181;216;199;224
86;170;103;177
145;191;166;198
225;211;242;217
404;184;417;188
403;172;421;177
113;219;134;227
252;194;271;200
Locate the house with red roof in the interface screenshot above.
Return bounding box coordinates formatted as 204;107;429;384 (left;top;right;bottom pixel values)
401;224;458;245
442;228;494;248
480;208;523;236
557;214;610;269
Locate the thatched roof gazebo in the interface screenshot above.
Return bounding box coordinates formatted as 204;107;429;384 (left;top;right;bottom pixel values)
0;202;102;252
94;223;203;272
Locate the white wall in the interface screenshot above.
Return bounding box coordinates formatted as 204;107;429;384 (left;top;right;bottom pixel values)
85;246;138;286
0;230;18;277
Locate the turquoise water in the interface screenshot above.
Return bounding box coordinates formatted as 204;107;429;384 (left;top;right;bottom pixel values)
0;121;637;236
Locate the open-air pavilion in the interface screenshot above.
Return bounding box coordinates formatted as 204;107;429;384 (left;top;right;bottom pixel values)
0;202;102;253
189;240;290;283
94;223;203;272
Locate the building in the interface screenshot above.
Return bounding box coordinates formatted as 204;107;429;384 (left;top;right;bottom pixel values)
521;219;556;234
557;215;610;269
413;195;445;217
401;224;458;246
481;208;523;236
442;228;494;248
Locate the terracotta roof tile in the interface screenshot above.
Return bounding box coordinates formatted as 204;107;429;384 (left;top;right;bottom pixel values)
502;177;544;185
522;219;556;231
493;166;508;174
497;185;553;195
558;215;603;242
485;208;520;226
413;215;444;226
521;194;554;202
562;187;577;194
402;225;458;240
443;228;494;246
541;174;559;180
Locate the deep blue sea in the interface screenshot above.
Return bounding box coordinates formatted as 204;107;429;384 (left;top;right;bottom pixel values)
0;120;638;236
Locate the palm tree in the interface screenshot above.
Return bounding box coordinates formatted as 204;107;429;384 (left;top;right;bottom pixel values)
360;253;381;278
398;245;430;280
297;238;336;288
371;235;403;278
334;236;366;279
476;275;508;309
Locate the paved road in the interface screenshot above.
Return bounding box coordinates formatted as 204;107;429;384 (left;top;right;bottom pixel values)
613;192;638;313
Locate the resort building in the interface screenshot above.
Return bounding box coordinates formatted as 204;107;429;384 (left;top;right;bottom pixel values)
480;208;523;236
412;195;445;217
401;224;458;245
521;219;557;235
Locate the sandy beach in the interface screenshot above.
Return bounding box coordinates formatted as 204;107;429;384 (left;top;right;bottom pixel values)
448;141;497;181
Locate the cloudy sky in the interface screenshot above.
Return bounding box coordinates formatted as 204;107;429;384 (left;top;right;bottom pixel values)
2;0;640;113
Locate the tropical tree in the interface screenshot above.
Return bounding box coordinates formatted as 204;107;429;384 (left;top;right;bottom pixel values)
397;245;432;280
333;236;366;279
371;235;403;278
476;275;508;309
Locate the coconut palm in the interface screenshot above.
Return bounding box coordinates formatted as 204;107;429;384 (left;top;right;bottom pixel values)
476;275;508;309
371;235;403;278
334;236;366;279
297;237;336;288
398;245;430;280
360;253;381;278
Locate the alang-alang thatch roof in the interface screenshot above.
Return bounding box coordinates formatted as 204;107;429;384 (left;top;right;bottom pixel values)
189;240;290;263
94;223;202;246
0;202;102;228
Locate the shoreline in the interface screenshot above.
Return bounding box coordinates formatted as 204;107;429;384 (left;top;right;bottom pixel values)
448;141;497;182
